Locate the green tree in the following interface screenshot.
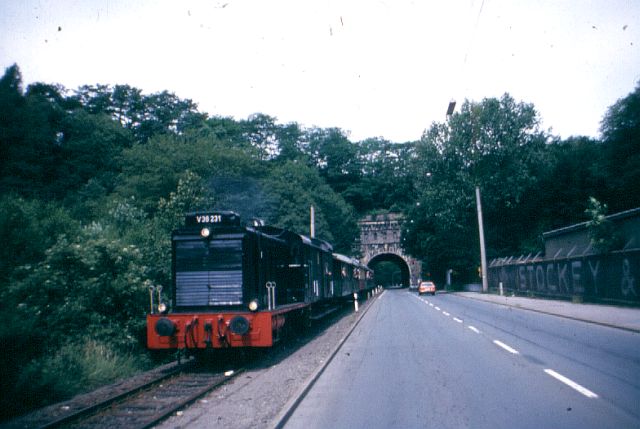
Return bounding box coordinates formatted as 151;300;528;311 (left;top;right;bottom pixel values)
204;115;249;148
600;81;640;212
72;84;206;143
0;70;66;197
0;196;78;284
216;114;309;162
349;138;416;214
156;170;210;231
534;137;609;232
0;69;138;203
0;64;26;189
239;113;280;160
115;132;262;213
405;94;549;282
137;90;207;141
264;161;357;254
123;171;213;288
307;127;361;194
273;121;309;164
56;110;134;201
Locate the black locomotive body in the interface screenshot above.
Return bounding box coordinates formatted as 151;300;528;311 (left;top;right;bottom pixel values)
147;211;373;351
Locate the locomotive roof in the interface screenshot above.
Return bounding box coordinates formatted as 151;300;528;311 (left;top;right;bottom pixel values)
178;210;333;253
333;252;359;265
252;225;333;253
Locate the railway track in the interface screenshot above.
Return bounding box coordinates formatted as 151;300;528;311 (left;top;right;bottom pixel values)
64;367;243;429
2;360;242;429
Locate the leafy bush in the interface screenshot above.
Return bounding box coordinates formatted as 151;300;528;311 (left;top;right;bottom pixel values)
0;195;78;283
0;224;152;418
12;338;144;414
6;225;149;347
585;197;623;253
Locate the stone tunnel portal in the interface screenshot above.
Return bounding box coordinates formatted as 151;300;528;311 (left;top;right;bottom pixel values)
357;213;422;288
368;253;411;288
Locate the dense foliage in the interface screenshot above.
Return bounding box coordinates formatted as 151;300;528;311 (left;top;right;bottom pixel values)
0;62;638;419
404;94;550;281
403;88;640;284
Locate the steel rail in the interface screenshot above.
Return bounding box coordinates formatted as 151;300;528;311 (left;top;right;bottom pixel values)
36;365;243;429
34;361;193;429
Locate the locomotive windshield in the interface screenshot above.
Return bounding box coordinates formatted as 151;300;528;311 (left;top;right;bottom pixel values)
174;234;244;307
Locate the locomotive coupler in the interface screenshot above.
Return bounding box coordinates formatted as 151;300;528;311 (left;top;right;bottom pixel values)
217;316;230;347
204;321;213;348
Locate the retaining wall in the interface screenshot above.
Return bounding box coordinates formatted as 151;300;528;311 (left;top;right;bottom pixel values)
488;249;640;305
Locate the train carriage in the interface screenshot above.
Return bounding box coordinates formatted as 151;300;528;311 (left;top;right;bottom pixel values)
147;211;371;353
332;253;372;298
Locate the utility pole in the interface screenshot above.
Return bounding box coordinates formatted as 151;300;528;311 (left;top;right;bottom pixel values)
310;205;315;238
475;186;488;293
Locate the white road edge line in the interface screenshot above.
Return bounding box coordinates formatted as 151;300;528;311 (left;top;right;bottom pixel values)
493;340;520;354
544;369;599;398
453;317;463;323
468;326;480;334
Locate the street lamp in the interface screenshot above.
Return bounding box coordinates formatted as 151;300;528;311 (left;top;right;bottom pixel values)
446;100;456;116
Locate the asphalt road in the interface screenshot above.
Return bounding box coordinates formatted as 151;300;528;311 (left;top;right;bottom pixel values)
283;289;640;429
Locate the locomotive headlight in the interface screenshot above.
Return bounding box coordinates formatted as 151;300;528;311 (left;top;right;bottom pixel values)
248;300;259;311
158;302;167;313
200;227;211;238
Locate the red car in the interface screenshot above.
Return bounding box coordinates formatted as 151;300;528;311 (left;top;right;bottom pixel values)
418;281;436;296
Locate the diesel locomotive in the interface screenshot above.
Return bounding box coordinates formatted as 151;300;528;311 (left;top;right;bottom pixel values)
147;211;373;354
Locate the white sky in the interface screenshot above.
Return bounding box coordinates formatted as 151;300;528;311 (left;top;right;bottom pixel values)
1;0;639;142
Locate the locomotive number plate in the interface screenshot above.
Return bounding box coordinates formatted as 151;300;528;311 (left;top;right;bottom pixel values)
196;214;223;223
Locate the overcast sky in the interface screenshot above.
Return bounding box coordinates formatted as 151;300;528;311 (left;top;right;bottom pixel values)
1;0;639;142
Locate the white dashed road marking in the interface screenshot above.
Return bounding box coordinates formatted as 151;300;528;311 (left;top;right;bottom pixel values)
493;340;520;354
412;294;599;401
544;369;599;398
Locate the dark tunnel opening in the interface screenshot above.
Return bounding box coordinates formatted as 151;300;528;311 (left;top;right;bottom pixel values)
368;253;410;288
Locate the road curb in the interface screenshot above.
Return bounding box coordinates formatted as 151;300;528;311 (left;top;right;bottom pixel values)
269;291;383;429
454;293;640;334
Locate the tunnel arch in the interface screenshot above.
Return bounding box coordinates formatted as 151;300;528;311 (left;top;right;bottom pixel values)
358;213;422;287
368;253;411;288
